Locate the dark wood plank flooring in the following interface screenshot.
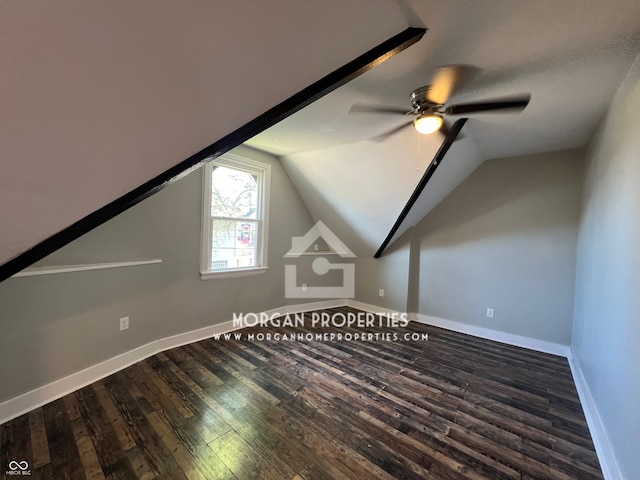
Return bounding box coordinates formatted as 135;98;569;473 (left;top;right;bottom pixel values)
1;307;602;479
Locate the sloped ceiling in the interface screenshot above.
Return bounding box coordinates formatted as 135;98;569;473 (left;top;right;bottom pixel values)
2;1;640;265
279;127;445;256
0;0;410;266
248;1;640;256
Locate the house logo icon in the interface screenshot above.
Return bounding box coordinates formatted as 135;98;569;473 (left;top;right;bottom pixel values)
284;221;355;299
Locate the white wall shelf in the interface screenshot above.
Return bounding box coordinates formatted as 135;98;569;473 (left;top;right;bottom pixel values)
283;252;341;257
12;259;162;278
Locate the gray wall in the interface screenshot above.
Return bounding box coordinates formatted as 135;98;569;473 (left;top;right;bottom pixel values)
414;149;584;345
0;146;315;403
354;230;411;312
572;58;640;479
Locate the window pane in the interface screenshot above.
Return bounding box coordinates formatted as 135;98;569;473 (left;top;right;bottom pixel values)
211;220;258;270
210;166;258;219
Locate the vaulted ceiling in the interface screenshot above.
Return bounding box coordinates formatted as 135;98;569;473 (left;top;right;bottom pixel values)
250;1;640;158
0;0;409;267
248;1;640;256
2;1;640;266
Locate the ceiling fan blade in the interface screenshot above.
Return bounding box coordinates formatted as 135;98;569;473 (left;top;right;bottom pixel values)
427;65;467;105
445;96;530;115
371;120;414;142
349;103;413;116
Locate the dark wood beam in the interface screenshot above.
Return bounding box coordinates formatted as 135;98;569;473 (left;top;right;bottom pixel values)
374;118;467;258
0;27;426;282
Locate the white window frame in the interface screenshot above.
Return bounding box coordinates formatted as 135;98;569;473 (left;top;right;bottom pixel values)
200;153;271;280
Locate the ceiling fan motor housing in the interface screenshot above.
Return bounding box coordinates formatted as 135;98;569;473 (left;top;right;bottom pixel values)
410;85;440;113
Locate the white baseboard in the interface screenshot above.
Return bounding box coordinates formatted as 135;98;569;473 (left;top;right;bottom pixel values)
0;319;236;425
345;301;571;359
0;299;344;425
410;312;572;358
346;299;406;316
0;293;606;480
408;312;619;479
568;350;622;480
272;299;348;316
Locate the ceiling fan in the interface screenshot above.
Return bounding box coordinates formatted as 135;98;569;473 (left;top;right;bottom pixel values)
349;66;531;141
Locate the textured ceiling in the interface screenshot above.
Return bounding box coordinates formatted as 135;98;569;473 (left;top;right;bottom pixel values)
2;1;639;266
0;0;407;265
249;0;640;256
249;0;640;159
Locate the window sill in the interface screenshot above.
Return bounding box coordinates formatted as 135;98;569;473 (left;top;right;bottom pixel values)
200;267;268;280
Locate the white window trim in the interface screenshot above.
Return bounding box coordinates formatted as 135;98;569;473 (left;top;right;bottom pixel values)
200;153;271;280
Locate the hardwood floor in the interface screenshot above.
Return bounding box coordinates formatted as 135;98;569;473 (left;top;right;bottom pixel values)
1;307;603;479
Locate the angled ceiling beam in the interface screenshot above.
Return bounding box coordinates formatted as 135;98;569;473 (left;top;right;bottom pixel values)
0;27;426;283
374;118;468;258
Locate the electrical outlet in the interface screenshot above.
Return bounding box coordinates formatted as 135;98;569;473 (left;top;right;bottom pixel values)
302;283;307;292
486;308;494;318
119;316;129;331
314;243;319;252
379;289;384;297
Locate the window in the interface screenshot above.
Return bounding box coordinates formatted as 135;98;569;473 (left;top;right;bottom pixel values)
200;153;270;279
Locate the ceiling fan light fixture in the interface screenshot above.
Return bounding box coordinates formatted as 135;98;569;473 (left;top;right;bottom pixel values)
414;114;443;134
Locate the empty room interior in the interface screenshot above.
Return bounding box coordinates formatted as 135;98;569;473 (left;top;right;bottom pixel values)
1;2;639;479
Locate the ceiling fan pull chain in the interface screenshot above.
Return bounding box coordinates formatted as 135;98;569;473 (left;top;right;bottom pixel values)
417;132;421;172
